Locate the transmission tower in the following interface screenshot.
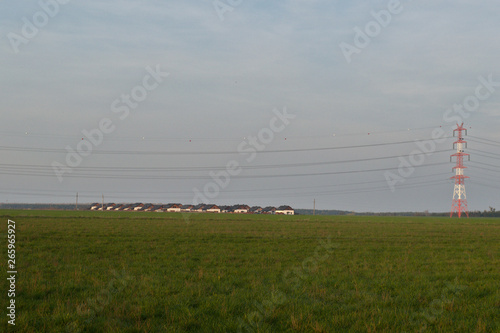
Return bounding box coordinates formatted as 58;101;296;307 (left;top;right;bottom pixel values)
450;123;470;218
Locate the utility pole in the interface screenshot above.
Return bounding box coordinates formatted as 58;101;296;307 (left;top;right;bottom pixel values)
75;192;78;211
102;194;104;211
313;199;315;216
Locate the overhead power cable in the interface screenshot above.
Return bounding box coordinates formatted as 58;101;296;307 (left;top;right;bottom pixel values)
470;161;500;170
0;125;449;142
0;162;449;180
0;172;450;200
0;136;453;155
468;149;500;159
468;163;500;174
469;180;500;191
0;177;451;200
0;149;450;173
468;135;500;145
469;137;500;148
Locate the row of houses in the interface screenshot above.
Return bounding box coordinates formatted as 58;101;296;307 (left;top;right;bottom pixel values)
89;203;295;215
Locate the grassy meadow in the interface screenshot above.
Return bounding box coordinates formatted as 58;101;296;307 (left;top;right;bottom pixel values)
1;210;499;332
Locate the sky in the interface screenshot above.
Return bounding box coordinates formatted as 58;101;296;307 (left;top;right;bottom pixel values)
0;0;499;212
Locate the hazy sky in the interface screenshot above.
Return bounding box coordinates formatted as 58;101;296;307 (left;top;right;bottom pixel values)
1;0;499;212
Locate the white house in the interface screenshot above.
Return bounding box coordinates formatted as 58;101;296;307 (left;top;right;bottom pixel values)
133;203;145;211
165;203;182;212
232;205;250;213
90;203;101;211
204;205;221;213
114;204;124;211
276;205;294;215
123;204;133;211
106;203;116;211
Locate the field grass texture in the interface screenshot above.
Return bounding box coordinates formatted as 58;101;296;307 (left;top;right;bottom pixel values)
1;210;499;332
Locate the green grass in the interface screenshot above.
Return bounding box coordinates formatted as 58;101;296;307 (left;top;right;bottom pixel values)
1;210;499;332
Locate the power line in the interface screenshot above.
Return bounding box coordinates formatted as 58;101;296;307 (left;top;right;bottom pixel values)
0;136;453;156
0;171;449;203
0;171;450;198
468;163;500;174
469;135;500;145
470;161;500;170
0;125;449;142
469;149;500;159
0;162;449;180
0;149;450;173
469;137;500;148
0;177;451;200
469;180;500;191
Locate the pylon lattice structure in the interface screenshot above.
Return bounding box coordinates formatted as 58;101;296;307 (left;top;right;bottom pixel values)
450;123;470;218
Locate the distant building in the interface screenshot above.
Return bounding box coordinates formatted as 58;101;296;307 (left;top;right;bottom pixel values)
90;203;101;211
276;205;294;215
154;205;165;212
114;204;125;211
204;204;221;213
232;204;250;213
143;204;154;212
123;204;134;211
89;202;294;215
262;206;276;214
219;205;231;213
106;203;116;211
165;203;182;212
192;204;206;213
250;206;263;214
133;203;145;211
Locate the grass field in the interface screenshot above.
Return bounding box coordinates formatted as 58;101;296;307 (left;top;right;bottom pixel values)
1;210;499;332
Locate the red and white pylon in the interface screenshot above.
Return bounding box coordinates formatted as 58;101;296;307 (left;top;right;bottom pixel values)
450;123;470;218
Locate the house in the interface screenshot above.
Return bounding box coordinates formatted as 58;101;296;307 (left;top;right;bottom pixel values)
133;203;145;211
90;203;101;211
262;206;276;214
232;204;250;214
154;205;165;212
276;205;294;215
203;204;221;213
181;204;193;212
143;203;154;212
216;205;229;213
192;204;206;213
114;204;125;211
106;203;116;211
165;203;182;212
122;204;134;211
250;206;263;214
